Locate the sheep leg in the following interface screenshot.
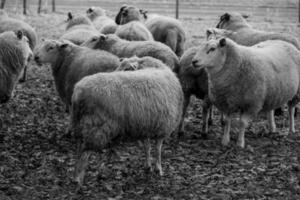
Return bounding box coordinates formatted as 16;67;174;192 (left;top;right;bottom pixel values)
267;110;276;133
143;138;152;172
237;114;250;148
74;150;92;187
288;105;295;133
177;95;191;138
202;98;212;137
154;138;164;176
208;106;213;126
220;113;225;126
221;114;231;146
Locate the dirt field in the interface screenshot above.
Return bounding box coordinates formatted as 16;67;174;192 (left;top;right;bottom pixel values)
1;12;300;200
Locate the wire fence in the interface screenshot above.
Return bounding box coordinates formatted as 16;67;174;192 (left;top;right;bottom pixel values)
2;0;299;23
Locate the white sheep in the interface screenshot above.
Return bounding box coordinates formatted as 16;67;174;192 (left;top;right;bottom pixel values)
116;55;167;71
192;37;300;148
0;10;37;82
60;12;99;45
34;39;120;111
215;12;300;49
82;34;179;72
86;6;117;34
0;30;33;103
115;21;153;41
115;5;186;57
72;63;183;186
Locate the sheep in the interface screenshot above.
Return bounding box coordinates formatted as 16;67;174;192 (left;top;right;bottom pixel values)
115;5;186;57
0;10;37;82
192;37;300;148
0;30;33;103
82;34;179;72
115;21;153;41
215;12;300;49
86;6;117;34
34;39;120;111
177;46;213;138
60;12;99;45
116;55;167;72
71;64;183;186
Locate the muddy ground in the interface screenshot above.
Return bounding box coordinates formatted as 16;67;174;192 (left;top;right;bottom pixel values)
1;13;300;200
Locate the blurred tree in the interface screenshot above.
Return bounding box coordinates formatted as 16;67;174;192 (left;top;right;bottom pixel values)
0;0;5;9
23;0;27;14
38;0;41;13
52;0;55;12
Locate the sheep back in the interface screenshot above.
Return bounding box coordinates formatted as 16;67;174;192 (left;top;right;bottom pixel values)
115;21;153;41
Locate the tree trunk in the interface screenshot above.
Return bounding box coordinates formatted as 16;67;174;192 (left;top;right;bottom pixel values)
23;0;27;15
52;0;55;12
0;0;6;9
38;0;42;13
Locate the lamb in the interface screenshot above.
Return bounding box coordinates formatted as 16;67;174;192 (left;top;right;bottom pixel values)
86;6;117;34
215;12;300;49
0;30;33;103
0;10;37;82
71;64;183;186
192;37;300;148
115;21;153;41
60;12;99;45
82;34;179;72
116;56;167;71
177;46;213;138
115;5;186;57
34;39;120;111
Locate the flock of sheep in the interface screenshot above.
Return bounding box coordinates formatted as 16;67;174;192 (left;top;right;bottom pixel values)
1;4;300;188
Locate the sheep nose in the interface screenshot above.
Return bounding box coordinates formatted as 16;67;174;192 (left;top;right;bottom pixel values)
0;94;10;104
192;60;198;67
34;55;39;61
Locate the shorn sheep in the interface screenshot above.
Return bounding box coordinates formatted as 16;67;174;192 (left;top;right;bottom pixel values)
115;5;186;57
177;46;213;138
82;34;179;72
86;6;117;34
115;21;153;41
72;61;183;186
0;30;33;103
34;39;120;111
0;10;37;82
192;37;300;148
215;12;300;49
60;12;99;45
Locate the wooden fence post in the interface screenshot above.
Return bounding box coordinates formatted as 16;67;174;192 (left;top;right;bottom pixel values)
0;0;6;9
175;0;179;19
38;0;42;13
52;0;55;12
23;0;27;15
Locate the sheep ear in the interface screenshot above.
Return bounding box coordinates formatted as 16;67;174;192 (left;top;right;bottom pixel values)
242;14;249;19
59;43;68;49
221;13;230;21
68;12;73;20
87;8;93;13
99;35;107;42
219;38;226;47
16;30;23;39
206;29;213;39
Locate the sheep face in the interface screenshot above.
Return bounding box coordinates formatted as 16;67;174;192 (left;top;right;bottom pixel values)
34;39;68;66
216;12;249;30
119;6;143;25
86;7;106;21
65;12;92;30
82;34;114;50
116;56;140;71
115;5;128;24
192;38;227;73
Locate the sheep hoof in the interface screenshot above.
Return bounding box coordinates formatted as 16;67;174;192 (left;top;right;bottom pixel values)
154;167;163;176
221;138;230;146
236;140;245;149
144;166;152;174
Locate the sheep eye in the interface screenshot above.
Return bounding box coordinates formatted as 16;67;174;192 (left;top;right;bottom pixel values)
91;38;98;42
207;47;216;54
47;46;54;51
